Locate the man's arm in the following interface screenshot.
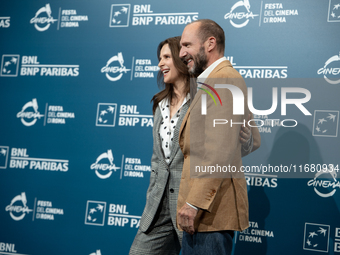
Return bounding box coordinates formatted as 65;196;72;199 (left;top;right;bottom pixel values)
240;112;261;156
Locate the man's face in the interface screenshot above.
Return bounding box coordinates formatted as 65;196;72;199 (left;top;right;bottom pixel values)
179;23;208;77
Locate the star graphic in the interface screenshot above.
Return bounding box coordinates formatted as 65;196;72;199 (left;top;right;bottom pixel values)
306;239;311;246
89;208;97;214
327;113;336;122
318;118;327;124
0;148;6;156
108;106;115;113
333;4;340;10
121;7;128;14
97;204;104;212
315;126;321;132
331;12;336;18
100;110;107;116
318;227;327;236
309;231;318;238
114;11;121;17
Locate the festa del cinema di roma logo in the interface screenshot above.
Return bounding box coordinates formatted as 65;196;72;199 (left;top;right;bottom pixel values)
307;164;340;198
90;150;120;179
17;98;44;126
317;52;340;84
101;52;131;82
30;3;57;31
199;82;312;128
5;192;32;221
224;0;258;28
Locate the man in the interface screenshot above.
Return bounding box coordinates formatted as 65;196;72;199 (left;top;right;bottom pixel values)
177;19;261;254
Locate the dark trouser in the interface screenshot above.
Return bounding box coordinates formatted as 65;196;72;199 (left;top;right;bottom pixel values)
182;230;234;255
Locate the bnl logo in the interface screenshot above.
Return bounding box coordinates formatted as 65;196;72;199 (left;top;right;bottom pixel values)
303;223;330;252
200;83;312;116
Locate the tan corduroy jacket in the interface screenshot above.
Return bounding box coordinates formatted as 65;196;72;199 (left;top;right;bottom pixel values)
177;60;261;232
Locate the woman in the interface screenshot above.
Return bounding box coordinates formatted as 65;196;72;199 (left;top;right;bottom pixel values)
129;36;253;255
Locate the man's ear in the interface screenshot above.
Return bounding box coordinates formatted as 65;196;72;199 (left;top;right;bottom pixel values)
207;37;217;52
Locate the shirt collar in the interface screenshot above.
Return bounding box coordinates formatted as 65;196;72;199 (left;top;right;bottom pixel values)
197;56;227;84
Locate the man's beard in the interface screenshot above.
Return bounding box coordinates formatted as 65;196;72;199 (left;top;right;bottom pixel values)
187;46;208;77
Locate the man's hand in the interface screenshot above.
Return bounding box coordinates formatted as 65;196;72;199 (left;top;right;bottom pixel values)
177;203;198;235
240;113;251;144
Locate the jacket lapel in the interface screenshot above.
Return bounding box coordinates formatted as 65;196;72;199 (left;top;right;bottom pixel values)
168;101;189;165
153;107;165;162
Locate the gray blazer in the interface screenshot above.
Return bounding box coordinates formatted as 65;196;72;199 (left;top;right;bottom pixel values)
139;102;189;233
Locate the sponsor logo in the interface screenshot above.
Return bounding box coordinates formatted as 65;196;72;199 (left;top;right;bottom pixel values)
5;192;32;221
91;150;120;179
262;3;298;24
227;56;288;79
0;55;19;77
2;55;79;77
96;103;153;128
20;55;79;76
0;242;28;255
0;16;10;28
328;0;340;22
133;59;159;78
96;103;117;127
90;151;150;179
17;98;44;126
30;4;57;31
303;223;330;253
110;4;130;27
307;164;340;198
237;221;275;244
336;228;340;252
5;193;64;222
224;1;299;27
101;54;160;82
132;4;198;26
313;110;339;137
30;4;88;31
224;0;259;28
317;53;340;84
85;201;106;226
0;146;9;169
16;99;75;126
245;173;278;188
101;53;131;82
9;147;69;172
46;105;75;124
59;9;88;29
35;200;64;221
85;201;140;228
110;4;198;27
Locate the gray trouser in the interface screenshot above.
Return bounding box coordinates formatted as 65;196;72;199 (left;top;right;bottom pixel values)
129;189;182;255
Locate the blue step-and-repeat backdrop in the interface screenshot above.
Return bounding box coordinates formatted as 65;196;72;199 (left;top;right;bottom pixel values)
1;0;340;254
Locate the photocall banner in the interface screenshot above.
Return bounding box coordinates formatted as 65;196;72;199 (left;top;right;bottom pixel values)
0;0;339;254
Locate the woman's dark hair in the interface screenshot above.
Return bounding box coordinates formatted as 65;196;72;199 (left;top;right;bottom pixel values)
151;36;190;114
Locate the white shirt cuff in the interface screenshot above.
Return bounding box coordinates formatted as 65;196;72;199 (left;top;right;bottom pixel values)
186;202;199;211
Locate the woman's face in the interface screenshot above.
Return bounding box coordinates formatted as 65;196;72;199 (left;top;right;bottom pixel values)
158;43;181;85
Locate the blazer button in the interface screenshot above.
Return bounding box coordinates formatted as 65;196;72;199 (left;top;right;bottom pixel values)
170;188;174;193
